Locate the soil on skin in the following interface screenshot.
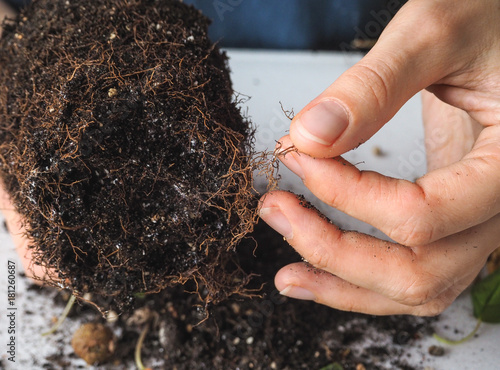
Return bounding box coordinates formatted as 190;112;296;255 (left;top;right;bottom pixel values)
0;0;256;311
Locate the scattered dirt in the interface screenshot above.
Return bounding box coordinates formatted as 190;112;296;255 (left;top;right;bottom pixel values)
0;0;257;311
38;221;436;369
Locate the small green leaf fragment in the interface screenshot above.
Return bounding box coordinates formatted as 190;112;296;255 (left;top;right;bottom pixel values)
471;268;500;323
320;363;344;370
433;319;482;345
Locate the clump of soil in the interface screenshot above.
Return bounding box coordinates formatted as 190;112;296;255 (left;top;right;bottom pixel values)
0;0;256;310
71;322;115;365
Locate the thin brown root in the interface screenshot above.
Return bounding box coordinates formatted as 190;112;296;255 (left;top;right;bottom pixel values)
279;101;295;120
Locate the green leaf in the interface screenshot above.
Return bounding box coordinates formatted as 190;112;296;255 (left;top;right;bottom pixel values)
471;268;500;323
320;363;343;370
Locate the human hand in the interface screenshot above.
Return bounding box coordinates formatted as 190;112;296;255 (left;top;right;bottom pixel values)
259;0;500;315
0;182;48;281
0;1;16;36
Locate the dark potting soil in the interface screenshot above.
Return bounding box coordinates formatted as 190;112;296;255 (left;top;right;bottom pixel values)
36;221;435;369
0;0;256;311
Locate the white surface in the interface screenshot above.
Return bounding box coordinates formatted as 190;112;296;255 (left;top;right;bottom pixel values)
0;49;498;369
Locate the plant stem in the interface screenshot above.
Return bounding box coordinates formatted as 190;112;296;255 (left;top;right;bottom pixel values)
433;318;482;345
135;324;151;370
42;294;76;336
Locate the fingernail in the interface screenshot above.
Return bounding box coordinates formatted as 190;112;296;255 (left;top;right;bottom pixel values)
259;206;293;240
278;152;305;180
280;285;316;301
296;100;349;146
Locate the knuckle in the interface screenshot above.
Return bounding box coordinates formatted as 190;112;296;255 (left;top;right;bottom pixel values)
415;300;448;317
398;287;431;307
389;216;436;246
323;170;363;210
408;2;461;47
324;189;342;209
393;272;441;307
307;246;332;271
382;182;437;246
350;63;391;115
420;12;455;43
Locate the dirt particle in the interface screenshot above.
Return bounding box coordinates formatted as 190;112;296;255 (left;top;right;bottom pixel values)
372;146;386;157
231;302;241;314
71;322;115;365
105;310;119;323
428;345;445;357
107;87;118;97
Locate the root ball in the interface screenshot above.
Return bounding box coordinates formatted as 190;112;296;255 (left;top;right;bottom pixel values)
0;0;256;309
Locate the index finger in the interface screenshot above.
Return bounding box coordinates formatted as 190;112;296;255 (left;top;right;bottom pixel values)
277;130;500;246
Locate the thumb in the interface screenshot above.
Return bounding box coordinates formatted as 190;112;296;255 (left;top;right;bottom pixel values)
289;0;477;158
